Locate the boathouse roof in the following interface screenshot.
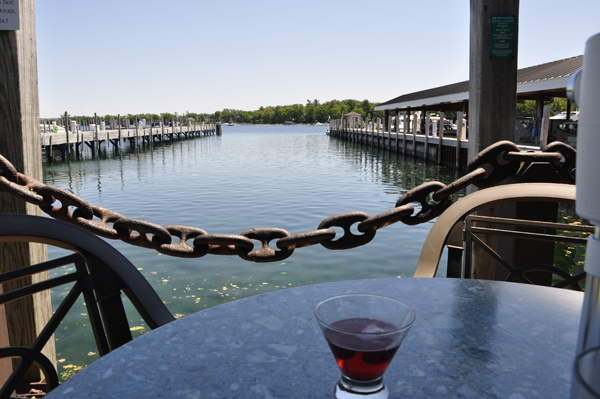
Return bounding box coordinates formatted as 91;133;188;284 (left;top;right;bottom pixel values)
375;55;583;112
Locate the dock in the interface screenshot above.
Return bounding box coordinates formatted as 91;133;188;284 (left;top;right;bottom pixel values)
40;123;217;162
327;118;538;169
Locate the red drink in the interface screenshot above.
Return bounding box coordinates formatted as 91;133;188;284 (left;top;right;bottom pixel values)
326;318;401;381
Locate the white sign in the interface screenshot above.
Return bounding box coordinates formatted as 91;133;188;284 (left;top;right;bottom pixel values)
0;0;19;30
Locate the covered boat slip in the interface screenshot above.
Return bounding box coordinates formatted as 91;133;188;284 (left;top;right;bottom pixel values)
370;55;582;151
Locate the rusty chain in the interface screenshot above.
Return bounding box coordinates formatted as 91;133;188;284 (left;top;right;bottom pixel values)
0;141;576;263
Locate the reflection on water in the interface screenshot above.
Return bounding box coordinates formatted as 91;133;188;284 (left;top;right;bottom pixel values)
43;125;465;376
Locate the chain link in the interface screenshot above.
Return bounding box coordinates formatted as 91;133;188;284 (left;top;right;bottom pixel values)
318;212;376;249
237;228;294;262
0;142;576;262
543;142;576;184
466;141;522;188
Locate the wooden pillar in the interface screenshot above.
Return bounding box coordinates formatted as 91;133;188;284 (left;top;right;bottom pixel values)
535;95;543;144
539;105;551;150
412;113;418;156
64;111;70;156
0;0;55;382
367;114;375;146
402;113;408;154
395;111;400;152
468;0;520;280
456;111;464;168
468;0;519;163
94;113;99;154
386;115;391;150
437;111;445;165
425;113;431;161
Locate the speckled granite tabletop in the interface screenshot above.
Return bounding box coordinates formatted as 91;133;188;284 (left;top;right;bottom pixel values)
47;278;583;398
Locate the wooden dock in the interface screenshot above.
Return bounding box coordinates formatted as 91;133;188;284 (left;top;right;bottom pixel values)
40;123;217;162
328;117;538;169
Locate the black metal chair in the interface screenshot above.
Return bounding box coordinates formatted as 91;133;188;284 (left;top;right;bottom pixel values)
414;183;593;289
0;214;176;398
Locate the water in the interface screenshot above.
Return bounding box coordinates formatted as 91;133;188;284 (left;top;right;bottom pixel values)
42;125;464;378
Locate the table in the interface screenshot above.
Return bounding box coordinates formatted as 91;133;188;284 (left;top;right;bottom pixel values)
47;278;583;398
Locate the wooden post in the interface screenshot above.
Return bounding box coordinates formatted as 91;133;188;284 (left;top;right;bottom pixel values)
64;111;70;156
0;0;55;382
425;113;431;161
402;114;408;154
468;0;520;280
135;114;139;144
468;0;519;163
412;113;418;156
539;105;551;150
395;111;400;152
94;113;99;154
387;115;391;150
455;111;464;168
437;111;445;165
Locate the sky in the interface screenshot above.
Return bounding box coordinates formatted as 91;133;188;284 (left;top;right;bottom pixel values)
35;0;600;118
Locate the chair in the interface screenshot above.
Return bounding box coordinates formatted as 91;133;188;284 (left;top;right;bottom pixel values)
0;214;176;398
414;183;593;288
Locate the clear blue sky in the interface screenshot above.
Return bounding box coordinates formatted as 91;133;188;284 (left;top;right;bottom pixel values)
36;0;600;118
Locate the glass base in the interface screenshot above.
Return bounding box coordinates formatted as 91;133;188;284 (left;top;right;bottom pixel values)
335;375;389;398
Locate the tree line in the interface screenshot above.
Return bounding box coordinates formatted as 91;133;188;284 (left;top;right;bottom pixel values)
51;97;572;126
54;99;383;125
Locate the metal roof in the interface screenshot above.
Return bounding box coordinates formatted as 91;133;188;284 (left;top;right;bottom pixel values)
375;55;583;112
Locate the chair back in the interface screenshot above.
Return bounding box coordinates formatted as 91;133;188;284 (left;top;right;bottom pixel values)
414;183;592;288
0;214;175;398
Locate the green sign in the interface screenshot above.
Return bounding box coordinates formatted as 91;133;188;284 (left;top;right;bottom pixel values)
490;15;515;59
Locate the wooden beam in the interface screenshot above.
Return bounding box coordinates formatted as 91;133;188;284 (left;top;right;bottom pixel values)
0;0;55;381
468;0;520;281
468;0;519;163
539;105;551;149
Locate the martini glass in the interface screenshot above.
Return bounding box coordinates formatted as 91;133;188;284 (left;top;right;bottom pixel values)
314;294;415;399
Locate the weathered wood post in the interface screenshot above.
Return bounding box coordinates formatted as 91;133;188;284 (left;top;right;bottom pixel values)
412;113;418;157
94;113;99;155
402;114;408;154
0;0;55;382
371;116;374;147
395;111;401;152
539;105;551;150
455;111;464;168
425;113;431;161
64;111;70;156
135;114;139;146
387;115;391;150
468;0;519;280
437;111;445;165
468;1;518;162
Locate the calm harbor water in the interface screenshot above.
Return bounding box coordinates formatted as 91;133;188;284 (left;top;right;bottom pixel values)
43;125;466;378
